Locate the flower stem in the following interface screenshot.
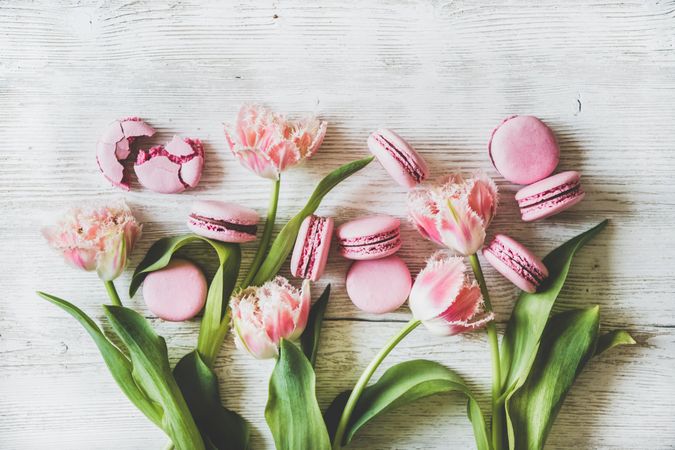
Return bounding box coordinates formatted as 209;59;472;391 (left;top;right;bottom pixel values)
332;318;421;450
104;280;122;306
241;178;281;288
469;253;503;450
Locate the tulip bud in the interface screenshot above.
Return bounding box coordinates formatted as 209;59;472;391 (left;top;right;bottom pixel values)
409;251;493;336
407;172;498;256
42;200;142;281
231;277;311;359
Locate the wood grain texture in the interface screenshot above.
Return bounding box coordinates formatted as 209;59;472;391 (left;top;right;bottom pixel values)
1;0;674;448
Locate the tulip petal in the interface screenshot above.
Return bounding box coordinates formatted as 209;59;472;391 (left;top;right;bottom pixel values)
468;173;498;226
233;148;279;180
234;319;279;359
409;252;466;321
96;232;126;281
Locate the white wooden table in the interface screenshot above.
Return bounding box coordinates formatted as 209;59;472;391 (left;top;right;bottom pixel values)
1;1;674;448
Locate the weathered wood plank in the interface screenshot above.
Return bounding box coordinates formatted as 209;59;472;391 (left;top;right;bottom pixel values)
1;0;674;448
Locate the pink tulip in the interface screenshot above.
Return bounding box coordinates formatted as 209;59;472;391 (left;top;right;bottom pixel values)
225;104;327;180
231;277;311;359
42;200;142;281
409;251;493;336
407;172;498;256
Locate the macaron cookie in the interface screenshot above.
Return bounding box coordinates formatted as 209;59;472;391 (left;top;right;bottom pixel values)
516;171;585;222
488;115;559;184
346;255;412;313
483;234;549;293
96;117;156;190
187;200;259;243
134;136;205;194
368;129;429;189
290;215;334;281
143;258;207;321
336;215;402;260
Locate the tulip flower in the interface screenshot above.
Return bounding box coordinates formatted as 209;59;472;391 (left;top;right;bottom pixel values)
42;200;142;282
409;251;493;335
407;172;498;256
42;200;141;306
231;277;310;359
225;104;327;180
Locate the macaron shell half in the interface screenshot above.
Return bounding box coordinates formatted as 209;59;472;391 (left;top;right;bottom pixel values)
483;234;549;293
516;171;585;221
134;136;205;194
488;115;559;185
368;129;428;189
134;155;185;193
96;117;156;190
143;258;207;321
187;200;259;243
346;255;412;313
337;215;402;260
290;215;334;281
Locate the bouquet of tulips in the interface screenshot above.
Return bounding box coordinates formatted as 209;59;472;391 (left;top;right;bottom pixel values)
40;105;635;450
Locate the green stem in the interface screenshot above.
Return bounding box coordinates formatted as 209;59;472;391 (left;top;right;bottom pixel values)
332;318;421;450
241;178;281;288
104;280;122;306
469;254;503;450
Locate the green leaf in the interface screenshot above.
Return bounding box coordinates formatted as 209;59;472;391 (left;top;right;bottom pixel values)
265;339;331;450
104;305;205;450
174;351;250;450
323;360;490;450
37;292;163;428
301;284;331;367
252;157;373;286
129;234;238;300
129;234;241;366
508;307;600;450
595;330;636;356
500;220;608;394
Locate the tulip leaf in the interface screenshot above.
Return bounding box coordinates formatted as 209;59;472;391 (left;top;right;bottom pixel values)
129;234;241;365
103;305;205;450
252;156;373;286
507;307;600;450
129;234;237;299
174;351;250;450
323;359;490;450
500;219;608;394
266;339;331;450
301;284;331;367
595;329;636;356
37;292;163;428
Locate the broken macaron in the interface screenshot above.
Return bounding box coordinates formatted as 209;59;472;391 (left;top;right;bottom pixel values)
96;117;156;190
134;136;205;194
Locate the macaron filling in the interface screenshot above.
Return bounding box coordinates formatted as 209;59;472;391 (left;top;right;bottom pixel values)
517;180;583;213
372;133;425;183
338;229;401;256
188;214;257;236
485;239;546;287
297;216;327;278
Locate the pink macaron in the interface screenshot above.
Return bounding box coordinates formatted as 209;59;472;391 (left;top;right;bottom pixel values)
290;215;334;281
516;171;585;222
483;234;549;293
97;117;156;190
187;200;259;243
368;129;429;189
488;115;559;185
134;136;205;194
143;258;207;321
336;215;402;260
346;255;412;313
